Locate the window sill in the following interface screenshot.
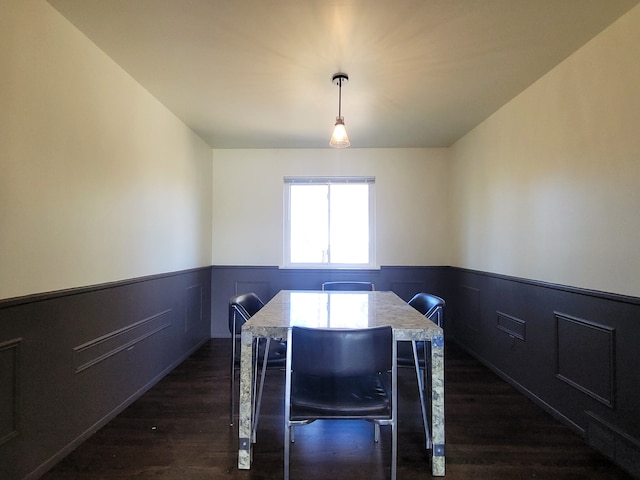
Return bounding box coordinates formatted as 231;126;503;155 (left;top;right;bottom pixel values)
279;264;381;270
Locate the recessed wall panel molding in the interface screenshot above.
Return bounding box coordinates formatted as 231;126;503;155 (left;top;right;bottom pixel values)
73;310;172;374
0;268;211;480
496;311;526;341
185;284;203;333
555;312;616;407
0;338;21;446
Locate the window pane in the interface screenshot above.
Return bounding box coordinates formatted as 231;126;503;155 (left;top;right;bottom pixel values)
329;184;369;263
290;184;328;263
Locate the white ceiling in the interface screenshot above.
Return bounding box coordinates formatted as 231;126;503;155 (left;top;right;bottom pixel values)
49;0;639;149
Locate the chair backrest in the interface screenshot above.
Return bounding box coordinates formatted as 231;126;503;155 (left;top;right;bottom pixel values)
291;326;392;377
229;292;265;334
408;292;445;327
321;281;375;291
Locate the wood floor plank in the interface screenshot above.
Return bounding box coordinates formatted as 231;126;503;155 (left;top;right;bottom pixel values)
41;340;634;480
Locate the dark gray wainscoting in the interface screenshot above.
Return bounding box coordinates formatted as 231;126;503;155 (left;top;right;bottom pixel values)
448;268;640;479
0;268;212;480
210;265;453;338
211;264;639;476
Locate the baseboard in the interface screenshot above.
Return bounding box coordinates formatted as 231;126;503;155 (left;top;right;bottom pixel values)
586;411;640;479
450;339;584;435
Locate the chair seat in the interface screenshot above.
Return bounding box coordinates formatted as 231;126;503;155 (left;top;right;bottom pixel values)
291;374;391;419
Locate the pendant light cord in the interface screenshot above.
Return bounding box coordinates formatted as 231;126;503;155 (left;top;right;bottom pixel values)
338;77;342;118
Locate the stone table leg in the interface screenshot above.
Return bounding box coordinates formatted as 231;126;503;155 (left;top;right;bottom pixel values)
238;329;254;469
431;334;445;476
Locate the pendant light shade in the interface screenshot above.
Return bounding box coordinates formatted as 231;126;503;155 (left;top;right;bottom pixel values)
329;73;350;148
330;116;350;148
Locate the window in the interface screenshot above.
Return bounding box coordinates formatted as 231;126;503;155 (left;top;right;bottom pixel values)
284;177;375;268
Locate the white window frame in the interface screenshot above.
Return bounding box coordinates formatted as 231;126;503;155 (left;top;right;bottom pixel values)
283;176;376;269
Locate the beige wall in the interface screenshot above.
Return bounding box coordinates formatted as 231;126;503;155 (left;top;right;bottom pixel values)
211;148;452;267
0;0;213;300
450;4;640;297
4;0;638;300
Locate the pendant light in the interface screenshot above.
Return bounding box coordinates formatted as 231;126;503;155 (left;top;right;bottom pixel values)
329;73;350;148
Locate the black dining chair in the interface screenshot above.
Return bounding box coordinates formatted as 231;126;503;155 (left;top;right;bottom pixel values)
321;281;375;291
284;325;397;480
396;292;445;449
229;293;286;427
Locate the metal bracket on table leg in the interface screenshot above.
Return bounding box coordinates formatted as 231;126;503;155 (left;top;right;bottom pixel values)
433;444;445;456
239;438;251;451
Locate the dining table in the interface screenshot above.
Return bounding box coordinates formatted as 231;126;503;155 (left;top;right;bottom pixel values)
237;289;445;476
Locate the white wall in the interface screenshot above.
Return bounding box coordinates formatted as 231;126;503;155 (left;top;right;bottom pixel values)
0;0;213;300
211;148;451;267
450;4;640;297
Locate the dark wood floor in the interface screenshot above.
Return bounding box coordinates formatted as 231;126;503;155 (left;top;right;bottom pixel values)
42;339;634;480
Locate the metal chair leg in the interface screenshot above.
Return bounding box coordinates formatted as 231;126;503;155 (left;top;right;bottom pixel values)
284;424;291;480
252;337;270;442
229;314;237;427
391;336;398;480
412;340;432;449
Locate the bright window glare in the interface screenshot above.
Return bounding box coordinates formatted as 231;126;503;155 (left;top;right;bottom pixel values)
289;292;369;328
287;180;372;266
290;185;328;263
330;184;369;263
